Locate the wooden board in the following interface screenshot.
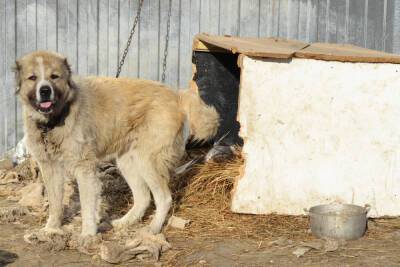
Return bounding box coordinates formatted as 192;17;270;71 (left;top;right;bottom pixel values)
139;0;159;81
4;0;17;151
296;43;400;63
194;33;309;59
239;0;260;37
195;34;400;64
192;39;230;53
77;0;89;75
219;0;240;36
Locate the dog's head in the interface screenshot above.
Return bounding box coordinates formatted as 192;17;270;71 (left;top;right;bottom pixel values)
14;51;76;123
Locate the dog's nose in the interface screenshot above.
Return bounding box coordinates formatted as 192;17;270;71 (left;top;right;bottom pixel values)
39;86;52;98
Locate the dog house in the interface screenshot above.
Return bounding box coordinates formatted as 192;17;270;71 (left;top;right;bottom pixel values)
191;33;400;217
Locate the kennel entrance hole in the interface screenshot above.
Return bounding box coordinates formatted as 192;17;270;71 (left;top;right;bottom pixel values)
192;51;242;146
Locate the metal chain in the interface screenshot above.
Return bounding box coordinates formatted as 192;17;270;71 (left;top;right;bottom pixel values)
116;0;144;78
161;0;172;83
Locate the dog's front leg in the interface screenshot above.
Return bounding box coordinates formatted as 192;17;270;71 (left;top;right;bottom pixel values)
74;162;101;237
40;161;65;234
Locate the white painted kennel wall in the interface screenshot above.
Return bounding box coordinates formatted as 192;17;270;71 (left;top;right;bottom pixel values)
232;56;400;217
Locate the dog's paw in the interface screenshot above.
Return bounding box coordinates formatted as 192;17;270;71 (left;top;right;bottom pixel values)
41;226;64;236
111;217;138;230
111;218;127;230
78;234;101;254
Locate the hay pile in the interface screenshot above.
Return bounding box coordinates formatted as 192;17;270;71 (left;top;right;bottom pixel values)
169;148;310;241
171;148;243;211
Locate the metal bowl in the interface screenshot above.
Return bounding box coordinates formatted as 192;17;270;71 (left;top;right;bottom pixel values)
309;203;371;240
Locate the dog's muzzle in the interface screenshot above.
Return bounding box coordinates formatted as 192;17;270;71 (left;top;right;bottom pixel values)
37;85;55;114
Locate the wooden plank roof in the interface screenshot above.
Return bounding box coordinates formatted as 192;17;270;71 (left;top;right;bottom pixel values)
194;33;308;59
295;43;400;63
194;33;400;64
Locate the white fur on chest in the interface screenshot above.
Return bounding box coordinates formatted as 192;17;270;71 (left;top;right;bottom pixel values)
25;121;90;163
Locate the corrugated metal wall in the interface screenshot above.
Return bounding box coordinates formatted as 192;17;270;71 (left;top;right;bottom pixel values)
1;0;400;154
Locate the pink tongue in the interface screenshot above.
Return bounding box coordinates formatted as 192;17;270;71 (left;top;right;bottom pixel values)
39;101;52;109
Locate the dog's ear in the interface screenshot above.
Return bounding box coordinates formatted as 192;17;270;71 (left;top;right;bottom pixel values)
12;60;21;94
63;58;72;77
63;58;77;90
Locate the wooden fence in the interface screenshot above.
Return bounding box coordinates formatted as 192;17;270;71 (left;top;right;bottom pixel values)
1;0;399;154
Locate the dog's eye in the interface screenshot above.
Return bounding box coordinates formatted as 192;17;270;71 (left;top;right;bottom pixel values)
28;75;37;81
50;74;60;80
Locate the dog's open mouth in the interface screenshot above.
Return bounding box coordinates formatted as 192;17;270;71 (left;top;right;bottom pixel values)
38;101;54;114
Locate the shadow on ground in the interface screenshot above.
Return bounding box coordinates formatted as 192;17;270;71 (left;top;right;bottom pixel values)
0;249;18;266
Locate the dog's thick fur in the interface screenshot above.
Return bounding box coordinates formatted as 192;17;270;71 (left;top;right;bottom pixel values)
15;51;219;238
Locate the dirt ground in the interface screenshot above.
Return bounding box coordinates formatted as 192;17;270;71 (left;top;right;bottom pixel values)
1;196;400;267
1;156;400;266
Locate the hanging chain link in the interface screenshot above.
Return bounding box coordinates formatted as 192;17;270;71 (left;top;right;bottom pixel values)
116;0;144;78
161;0;172;83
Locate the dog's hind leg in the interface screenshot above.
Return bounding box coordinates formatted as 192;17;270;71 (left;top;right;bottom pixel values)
112;153;151;229
142;163;172;234
40;162;65;234
134;149;173;234
74;162;101;237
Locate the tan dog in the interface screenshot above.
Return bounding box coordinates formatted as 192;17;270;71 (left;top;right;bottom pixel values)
14;51;219;239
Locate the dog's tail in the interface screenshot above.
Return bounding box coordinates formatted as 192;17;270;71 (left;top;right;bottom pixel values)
179;89;219;142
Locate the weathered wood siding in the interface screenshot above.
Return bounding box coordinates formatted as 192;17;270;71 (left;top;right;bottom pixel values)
1;0;399;154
